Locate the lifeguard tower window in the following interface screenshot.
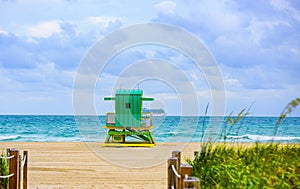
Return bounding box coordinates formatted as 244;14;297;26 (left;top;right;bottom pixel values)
126;103;131;109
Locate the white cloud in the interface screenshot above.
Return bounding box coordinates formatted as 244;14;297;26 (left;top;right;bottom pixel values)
0;29;8;35
87;16;120;27
246;18;290;46
225;84;300;116
27;21;62;38
289;48;300;54
1;0;299;115
83;16;123;34
145;50;156;58
224;75;241;87
271;0;300;21
4;62;74;90
154;0;176;15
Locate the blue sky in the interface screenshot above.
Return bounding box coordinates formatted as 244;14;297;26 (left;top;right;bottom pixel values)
0;0;299;116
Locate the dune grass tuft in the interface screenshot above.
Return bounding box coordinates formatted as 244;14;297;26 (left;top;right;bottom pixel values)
187;143;300;188
189;99;300;188
0;150;9;189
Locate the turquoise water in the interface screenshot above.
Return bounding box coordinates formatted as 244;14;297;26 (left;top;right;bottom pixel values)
0;115;300;142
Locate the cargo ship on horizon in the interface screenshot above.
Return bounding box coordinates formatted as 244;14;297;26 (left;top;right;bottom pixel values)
142;108;167;116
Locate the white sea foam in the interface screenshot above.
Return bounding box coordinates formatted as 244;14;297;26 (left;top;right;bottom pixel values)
227;134;300;141
0;135;21;141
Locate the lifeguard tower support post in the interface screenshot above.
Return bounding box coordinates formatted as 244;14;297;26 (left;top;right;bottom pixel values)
103;89;155;147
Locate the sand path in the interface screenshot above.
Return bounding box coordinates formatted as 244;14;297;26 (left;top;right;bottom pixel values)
1;142;200;189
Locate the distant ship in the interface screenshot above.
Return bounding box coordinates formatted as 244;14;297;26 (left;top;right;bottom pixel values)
142;108;167;116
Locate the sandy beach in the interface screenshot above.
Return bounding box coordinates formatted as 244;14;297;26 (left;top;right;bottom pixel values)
0;142;201;189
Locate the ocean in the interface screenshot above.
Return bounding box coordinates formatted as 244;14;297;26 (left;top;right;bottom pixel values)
0;115;300;143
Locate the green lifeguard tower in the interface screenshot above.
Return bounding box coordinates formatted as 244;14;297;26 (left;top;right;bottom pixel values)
103;89;155;147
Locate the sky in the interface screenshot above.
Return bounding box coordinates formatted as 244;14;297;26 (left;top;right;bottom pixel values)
0;0;299;116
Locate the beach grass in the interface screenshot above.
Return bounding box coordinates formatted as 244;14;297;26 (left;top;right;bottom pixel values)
0;150;9;189
187;143;300;188
187;99;300;188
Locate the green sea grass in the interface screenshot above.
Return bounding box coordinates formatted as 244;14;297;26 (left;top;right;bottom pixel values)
190;99;300;188
0;150;9;189
188;143;300;188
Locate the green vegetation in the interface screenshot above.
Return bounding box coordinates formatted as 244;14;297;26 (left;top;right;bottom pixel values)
187;143;300;188
0;151;9;189
219;106;251;142
274;98;300;136
188;99;300;188
277;98;300;125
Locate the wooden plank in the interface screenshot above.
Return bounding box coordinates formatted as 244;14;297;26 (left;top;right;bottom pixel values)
180;164;193;189
23;151;28;189
184;177;199;189
9;148;20;189
172;150;181;188
167;157;178;189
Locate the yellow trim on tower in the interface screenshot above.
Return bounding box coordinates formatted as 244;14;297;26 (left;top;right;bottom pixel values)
103;125;154;130
101;143;155;147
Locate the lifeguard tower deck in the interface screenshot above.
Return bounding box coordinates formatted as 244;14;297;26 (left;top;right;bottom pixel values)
103;89;155;147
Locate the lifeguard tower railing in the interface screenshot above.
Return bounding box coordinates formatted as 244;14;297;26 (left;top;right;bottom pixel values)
105;112;153;128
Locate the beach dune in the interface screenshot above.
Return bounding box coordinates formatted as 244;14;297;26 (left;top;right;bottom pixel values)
1;142;199;189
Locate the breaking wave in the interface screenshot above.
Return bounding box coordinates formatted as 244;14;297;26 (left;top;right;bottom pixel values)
227;134;300;141
0;135;21;141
